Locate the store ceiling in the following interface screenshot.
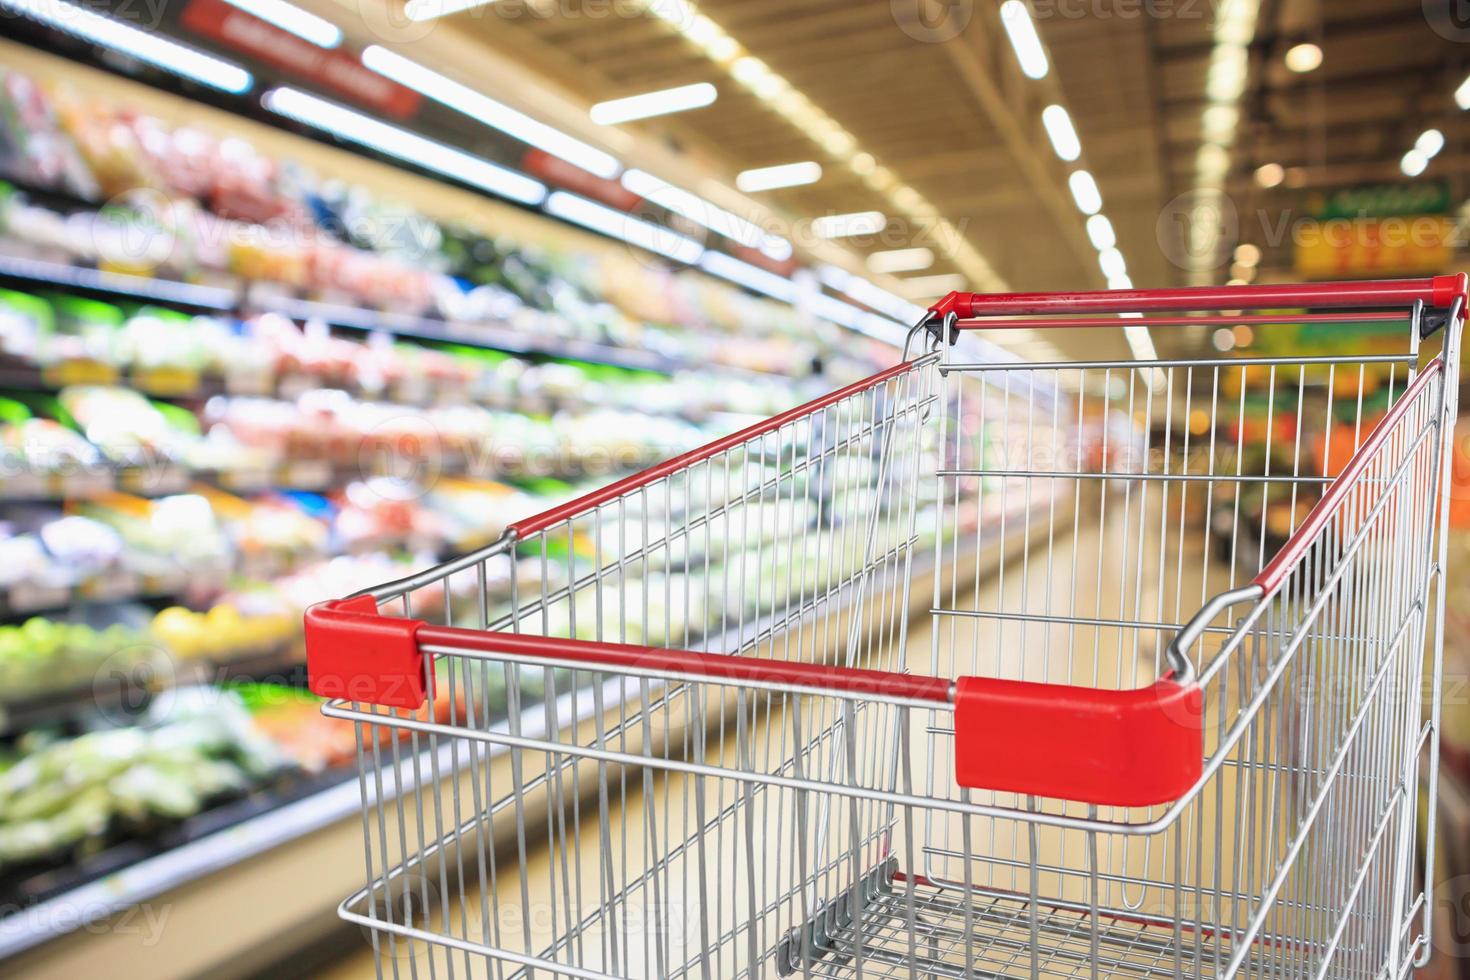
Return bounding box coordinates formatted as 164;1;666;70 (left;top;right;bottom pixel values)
325;0;1466;360
427;0;1464;295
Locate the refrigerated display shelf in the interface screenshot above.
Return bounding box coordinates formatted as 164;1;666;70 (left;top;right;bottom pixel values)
0;639;303;736
0;758;359;922
0;494;1058;963
0;253;801;379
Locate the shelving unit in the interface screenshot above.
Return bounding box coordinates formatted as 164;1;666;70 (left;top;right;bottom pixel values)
0;36;1079;980
0;490;1065;975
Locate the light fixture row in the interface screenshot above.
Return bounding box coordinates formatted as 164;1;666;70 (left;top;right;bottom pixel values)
998;2;1134;295
3;0;967;342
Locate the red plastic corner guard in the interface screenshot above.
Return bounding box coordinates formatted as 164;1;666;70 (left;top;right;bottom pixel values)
304;596;430;710
953;676;1202;807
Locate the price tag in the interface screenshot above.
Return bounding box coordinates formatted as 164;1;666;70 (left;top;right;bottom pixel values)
276;373;314;401
221;468;270;493
121;466;187;496
7;583;70;612
59;469;116;497
1;470;49;499
224;372;274;396
80;572;140;603
133;367;202;397
42;360;118;387
283;459;332;489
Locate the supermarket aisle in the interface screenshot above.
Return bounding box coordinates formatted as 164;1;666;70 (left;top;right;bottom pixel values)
315;504;1234;979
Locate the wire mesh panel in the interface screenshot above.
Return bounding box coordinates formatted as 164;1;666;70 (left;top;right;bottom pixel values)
306;277;1465;979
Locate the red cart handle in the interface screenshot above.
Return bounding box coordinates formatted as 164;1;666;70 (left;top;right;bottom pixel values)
305;600;1202;808
927;273;1468;322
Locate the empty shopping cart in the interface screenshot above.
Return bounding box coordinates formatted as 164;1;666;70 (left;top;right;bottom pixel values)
306;275;1465;978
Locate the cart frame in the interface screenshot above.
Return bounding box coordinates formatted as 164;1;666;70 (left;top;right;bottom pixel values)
307;274;1466;979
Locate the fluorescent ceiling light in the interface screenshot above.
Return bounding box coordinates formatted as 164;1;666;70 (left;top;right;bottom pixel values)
999;1;1049;80
1284;42;1322;74
1254;162;1285;188
222;0;341;47
1401;149;1428;178
1085;214;1116;250
403;0;496;21
866;247;934;274
1067;171;1102;215
735;161;822;193
698;251;796;303
824;270;926;323
1123;323;1157;360
1040;105;1080;162
1416;129;1445;159
545;191;703;264
590;83;718;125
2;0;252;93
896;273;967;298
806;293;908;343
362;46;619;180
620;169;790;260
1458;73;1470;110
263;87;546;204
1097;247;1127;280
812;211;886;238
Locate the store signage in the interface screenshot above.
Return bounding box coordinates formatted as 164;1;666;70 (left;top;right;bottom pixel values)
180;0;421;119
1293;215;1454;278
521;150;640;210
1305;181;1451;220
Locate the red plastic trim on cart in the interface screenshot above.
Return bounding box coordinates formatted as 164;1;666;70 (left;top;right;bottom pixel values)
305;606;1204;806
951;675;1202;807
1252;357;1446;595
415;627;957;702
507;357;924;537
929;273;1469;322
305;596;430;710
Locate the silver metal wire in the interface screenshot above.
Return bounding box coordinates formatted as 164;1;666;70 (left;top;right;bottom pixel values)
326;300;1461;978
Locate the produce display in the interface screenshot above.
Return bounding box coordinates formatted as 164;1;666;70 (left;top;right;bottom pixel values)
0;689;286;869
0;615;155;703
0;61;984;924
0;66;892;380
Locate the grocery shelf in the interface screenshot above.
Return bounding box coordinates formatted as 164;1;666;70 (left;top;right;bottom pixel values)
0;253;790;379
0;254;240;312
0;639;304;735
0;494;1061;967
252;289;690;376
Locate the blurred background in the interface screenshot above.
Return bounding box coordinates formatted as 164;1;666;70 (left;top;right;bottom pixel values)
0;0;1466;976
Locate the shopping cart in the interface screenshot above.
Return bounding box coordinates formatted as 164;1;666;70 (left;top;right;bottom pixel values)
305;275;1465;979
